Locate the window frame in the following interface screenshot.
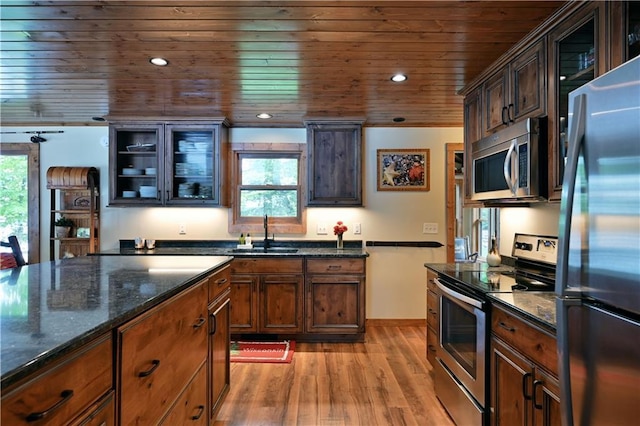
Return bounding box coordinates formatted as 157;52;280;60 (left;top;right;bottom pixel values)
228;143;306;234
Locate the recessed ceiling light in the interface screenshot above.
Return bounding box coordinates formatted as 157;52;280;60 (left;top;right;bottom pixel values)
150;57;169;66
393;117;406;123
256;113;273;119
390;74;408;82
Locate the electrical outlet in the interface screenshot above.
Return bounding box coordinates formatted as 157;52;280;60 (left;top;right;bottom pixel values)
354;223;361;234
422;223;438;234
317;224;328;235
179;223;187;235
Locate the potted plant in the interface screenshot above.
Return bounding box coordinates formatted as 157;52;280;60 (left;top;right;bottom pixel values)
54;216;74;238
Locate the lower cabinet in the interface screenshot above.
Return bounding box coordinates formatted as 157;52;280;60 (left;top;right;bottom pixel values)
490;305;561;426
305;258;365;335
230;257;366;340
230;258;304;334
118;279;209;424
425;267;439;366
1;334;113;426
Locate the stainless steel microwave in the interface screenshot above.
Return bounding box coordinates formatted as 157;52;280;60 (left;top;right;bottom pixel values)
470;117;547;203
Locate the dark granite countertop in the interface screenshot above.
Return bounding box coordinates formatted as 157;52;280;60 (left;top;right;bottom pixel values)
0;255;232;389
488;292;557;331
99;239;369;258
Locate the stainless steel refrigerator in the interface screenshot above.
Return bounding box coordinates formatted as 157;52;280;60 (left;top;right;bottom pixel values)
556;55;640;426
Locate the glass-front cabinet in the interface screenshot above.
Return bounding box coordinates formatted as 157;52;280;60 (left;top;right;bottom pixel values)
548;4;600;201
109;120;228;206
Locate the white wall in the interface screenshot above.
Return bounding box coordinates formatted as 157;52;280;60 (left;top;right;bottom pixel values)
1;125;561;319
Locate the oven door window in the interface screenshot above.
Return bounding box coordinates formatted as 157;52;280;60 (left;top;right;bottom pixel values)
441;296;477;378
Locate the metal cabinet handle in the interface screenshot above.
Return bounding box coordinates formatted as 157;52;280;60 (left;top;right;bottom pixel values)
428;308;437;315
191;405;205;420
138;359;160;377
427;344;436;353
215;278;228;286
522;372;533;401
193;317;206;329
532;379;544;409
498;321;516;332
327;265;342;271
26;390;74;422
501;106;509;125
508;103;515;123
209;312;217;335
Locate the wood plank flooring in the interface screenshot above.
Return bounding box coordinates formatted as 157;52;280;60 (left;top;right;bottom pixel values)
214;326;455;426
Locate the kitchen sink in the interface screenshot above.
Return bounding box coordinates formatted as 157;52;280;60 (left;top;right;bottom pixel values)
231;247;299;253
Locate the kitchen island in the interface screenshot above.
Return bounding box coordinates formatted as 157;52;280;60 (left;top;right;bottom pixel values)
1;254;232;424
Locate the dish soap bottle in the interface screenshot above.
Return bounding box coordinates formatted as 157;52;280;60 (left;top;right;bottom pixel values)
245;233;252;245
487;237;501;267
239;233;245;244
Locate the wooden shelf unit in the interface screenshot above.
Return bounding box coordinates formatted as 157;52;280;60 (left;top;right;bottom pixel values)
47;167;100;260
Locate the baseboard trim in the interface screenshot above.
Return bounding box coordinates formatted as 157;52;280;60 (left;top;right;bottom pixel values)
366;318;426;327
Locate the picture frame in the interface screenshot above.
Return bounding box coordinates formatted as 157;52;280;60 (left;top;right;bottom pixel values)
76;227;90;238
377;149;430;191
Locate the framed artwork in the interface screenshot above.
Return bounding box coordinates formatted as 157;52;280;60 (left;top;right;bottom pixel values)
377;149;430;191
76;227;90;238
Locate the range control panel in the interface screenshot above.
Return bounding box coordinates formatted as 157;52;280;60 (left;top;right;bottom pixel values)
512;233;558;265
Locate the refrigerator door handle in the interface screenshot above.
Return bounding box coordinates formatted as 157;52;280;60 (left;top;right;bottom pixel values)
556;296;581;426
556;93;586;297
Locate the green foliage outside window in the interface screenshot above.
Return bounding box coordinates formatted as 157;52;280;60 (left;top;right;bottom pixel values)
239;156;299;218
0;155;28;245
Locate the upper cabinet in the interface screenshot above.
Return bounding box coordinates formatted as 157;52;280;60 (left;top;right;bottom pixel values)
109;120;229;206
483;39;547;136
305;120;363;206
548;3;602;201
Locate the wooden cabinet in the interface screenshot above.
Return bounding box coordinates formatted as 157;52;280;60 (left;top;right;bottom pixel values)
69;392;115;426
207;266;231;422
547;2;603;201
109;119;229;206
425;268;439;367
1;334;112;426
490;305;560;426
306;120;363;206
230;258;304;334
482;38;547;136
47;167;100;260
305;258;366;336
118;279;208;424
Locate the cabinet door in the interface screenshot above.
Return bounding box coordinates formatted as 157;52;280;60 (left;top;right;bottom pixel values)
306;121;363;206
547;4;600;200
260;274;304;332
532;369;561;426
491;337;535;426
305;274;364;334
209;293;230;422
109;122;163;205
230;274;258;333
165;122;228;206
511;38;546;122
464;86;483;145
483;67;509;135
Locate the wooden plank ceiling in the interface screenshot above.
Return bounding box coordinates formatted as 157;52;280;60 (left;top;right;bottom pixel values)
0;1;565;128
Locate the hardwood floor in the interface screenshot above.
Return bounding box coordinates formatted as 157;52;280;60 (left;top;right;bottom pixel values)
215;326;455;426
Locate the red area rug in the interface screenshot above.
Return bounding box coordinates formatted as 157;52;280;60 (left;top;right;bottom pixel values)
230;340;295;363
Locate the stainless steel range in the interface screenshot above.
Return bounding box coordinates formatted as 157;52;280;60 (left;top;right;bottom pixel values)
429;233;558;426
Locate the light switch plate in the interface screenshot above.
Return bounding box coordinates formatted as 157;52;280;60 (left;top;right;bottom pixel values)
354;223;361;234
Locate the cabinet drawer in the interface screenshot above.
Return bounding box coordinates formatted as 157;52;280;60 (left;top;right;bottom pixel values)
160;362;207;426
426;325;438;367
491;305;558;376
118;282;208;425
208;265;231;303
306;258;365;274
1;334;113;426
231;258;303;274
69;391;115;426
427;289;439;330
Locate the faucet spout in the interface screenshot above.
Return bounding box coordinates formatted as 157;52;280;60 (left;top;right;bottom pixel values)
263;215;269;250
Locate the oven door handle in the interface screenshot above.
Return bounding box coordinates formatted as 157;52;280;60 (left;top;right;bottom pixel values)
434;277;484;309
